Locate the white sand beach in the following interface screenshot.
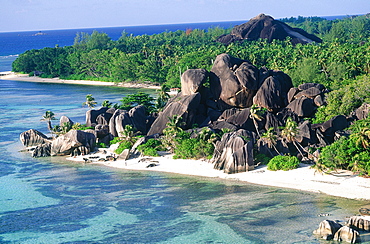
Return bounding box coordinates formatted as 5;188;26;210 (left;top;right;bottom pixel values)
0;72;160;89
67;149;370;201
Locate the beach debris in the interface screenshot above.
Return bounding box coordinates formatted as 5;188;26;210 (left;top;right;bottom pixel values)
146;162;159;168
139;157;153;163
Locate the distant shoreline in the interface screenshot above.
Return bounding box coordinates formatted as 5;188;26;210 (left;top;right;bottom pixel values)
0;72;161;89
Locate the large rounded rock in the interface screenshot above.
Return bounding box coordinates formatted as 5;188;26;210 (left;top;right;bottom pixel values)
348;215;370;231
253;73;293;111
86;107;108;127
216;13;322;45
210;54;259;109
20;129;50;147
51;130;96;156
286;96;316;117
147;93;201;136
313;220;342;240
333;226;359;243
59;116;73;127
32;143;51;157
181;69;209;95
128;105;147;134
210;129;254;174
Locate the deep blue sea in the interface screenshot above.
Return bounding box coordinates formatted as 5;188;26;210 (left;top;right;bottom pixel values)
0;20;368;243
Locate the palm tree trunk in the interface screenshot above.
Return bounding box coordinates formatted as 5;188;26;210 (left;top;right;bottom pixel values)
47;121;52;131
293;141;305;159
252;118;261;139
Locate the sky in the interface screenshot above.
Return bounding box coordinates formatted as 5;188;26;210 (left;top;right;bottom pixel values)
1;0;368;32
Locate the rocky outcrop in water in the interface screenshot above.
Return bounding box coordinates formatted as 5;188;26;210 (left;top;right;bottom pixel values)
51;130;96;156
20;129;50;147
216;13;322;45
313;220;343;240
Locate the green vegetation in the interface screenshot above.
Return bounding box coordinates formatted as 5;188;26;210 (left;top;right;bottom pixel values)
267;155;300;171
82;94;97;109
315;118;370;176
12;15;370;90
137;138;165;156
40;110;57;132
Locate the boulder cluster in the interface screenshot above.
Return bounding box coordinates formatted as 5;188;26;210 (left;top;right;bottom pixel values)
314;215;370;243
20;52;369;174
216;13;323;45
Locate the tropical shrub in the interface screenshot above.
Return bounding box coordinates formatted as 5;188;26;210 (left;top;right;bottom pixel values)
267;155;300;171
137;138;165;157
114;140;133;154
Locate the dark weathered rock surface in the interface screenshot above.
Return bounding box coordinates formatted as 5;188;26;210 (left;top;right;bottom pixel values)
216;13;322;45
348;215;370;231
253;73;293;111
86;107;108;127
147;93;201;136
20;129;50;147
313;220;342;240
286;96;316;117
181;69;209;95
51;130;96;156
128;105;148;134
32;143;51;157
210;53;259;109
210;129;254;174
352;103;370;120
333;226;359;243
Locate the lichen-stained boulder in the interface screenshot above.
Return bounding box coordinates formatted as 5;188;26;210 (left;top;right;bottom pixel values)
147;93;201;136
253;73;293;111
313;220;342;240
181;69;209;95
32;143;51;157
210;129;254;174
59;115;73;127
51;130;96;156
348;215;370;231
86;107;108;127
333;226;359;243
128;105;147;134
210;53;259;109
20;129;50;147
286;96;316;117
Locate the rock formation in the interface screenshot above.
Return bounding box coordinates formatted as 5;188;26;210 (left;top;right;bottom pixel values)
51;130;96;156
216;13;322;45
313;220;342;240
333;226;359;243
210;129;254;174
20;129;50;147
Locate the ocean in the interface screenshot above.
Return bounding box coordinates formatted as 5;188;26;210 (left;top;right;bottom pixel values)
0;21;368;243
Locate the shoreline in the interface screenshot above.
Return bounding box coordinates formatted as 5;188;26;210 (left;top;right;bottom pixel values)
0;72;161;89
67;149;370;201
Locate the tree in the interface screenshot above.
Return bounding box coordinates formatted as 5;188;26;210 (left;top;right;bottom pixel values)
40;111;56;131
261;127;280;156
155;84;170;110
101;100;113;108
82;94;97;109
161;115;185;152
249;104;265;138
280;117;305;159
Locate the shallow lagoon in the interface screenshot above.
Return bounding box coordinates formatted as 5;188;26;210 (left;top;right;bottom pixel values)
0;79;368;243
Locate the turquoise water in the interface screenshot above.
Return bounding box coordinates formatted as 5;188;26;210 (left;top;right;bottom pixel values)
0;79;368;243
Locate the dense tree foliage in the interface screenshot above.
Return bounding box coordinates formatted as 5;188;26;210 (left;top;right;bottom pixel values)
12;15;370;90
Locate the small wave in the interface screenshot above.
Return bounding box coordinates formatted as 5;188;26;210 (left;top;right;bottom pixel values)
0;54;19;59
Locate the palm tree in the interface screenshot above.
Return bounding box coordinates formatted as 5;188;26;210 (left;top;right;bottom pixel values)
82;94;97;109
280;117;305;159
261;127;280;156
40;110;57;131
249;104;265;138
119;125;137;144
155;84;170;111
352;127;370;149
101;100;113;108
162;115;185;152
